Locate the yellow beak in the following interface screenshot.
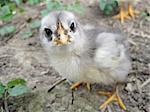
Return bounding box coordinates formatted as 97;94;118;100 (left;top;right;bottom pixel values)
54;36;69;45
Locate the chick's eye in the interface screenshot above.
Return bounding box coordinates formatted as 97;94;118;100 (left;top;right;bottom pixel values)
70;22;76;32
45;28;52;36
44;28;53;41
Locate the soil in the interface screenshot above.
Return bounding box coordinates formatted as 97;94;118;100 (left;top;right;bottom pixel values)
0;0;150;112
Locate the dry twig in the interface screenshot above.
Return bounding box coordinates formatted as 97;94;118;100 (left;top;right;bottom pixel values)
140;64;150;89
48;78;66;92
140;78;150;89
4;92;9;112
0;55;11;59
131;29;150;39
71;90;74;105
4;23;26;43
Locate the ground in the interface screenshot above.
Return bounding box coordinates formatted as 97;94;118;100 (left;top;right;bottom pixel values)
0;0;150;112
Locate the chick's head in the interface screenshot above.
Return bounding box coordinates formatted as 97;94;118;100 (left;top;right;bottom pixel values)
40;11;84;55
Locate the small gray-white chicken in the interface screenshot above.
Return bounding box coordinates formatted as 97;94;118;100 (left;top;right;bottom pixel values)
114;0;140;23
40;11;131;110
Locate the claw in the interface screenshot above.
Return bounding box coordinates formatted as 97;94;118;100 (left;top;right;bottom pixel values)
99;91;116;109
128;3;139;18
70;82;91;91
116;93;126;110
98;86;126;110
113;2;139;23
113;7;129;24
70;82;82;90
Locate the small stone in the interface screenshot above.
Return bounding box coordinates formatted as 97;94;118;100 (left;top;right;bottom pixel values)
85;105;93;110
125;83;134;92
59;107;66;111
46;103;51;108
0;20;3;26
148;63;150;70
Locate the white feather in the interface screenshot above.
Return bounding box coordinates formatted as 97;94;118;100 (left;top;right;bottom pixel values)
40;11;132;85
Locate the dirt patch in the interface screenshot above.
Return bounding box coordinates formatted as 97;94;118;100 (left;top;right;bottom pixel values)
0;1;150;112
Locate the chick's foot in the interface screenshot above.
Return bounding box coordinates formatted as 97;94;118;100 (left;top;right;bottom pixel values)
128;3;139;18
113;7;129;23
70;82;91;91
98;87;126;110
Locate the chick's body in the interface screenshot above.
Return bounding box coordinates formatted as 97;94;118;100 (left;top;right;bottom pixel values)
40;11;131;86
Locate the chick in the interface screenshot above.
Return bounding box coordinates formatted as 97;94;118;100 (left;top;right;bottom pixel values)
114;0;140;23
40;11;131;110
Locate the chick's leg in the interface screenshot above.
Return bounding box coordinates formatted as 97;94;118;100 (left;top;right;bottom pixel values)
70;82;91;91
86;83;91;91
128;3;139;18
113;2;129;23
98;86;126;110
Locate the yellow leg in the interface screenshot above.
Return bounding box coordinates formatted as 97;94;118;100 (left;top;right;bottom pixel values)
98;87;126;110
70;82;82;90
70;82;91;91
113;6;130;23
128;3;139;18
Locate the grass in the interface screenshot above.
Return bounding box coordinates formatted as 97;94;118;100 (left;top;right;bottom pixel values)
0;0;84;39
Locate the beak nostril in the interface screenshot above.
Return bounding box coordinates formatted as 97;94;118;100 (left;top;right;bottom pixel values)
55;32;61;37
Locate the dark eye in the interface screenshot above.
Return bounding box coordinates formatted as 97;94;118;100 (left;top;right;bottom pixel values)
70;22;76;32
44;28;53;41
